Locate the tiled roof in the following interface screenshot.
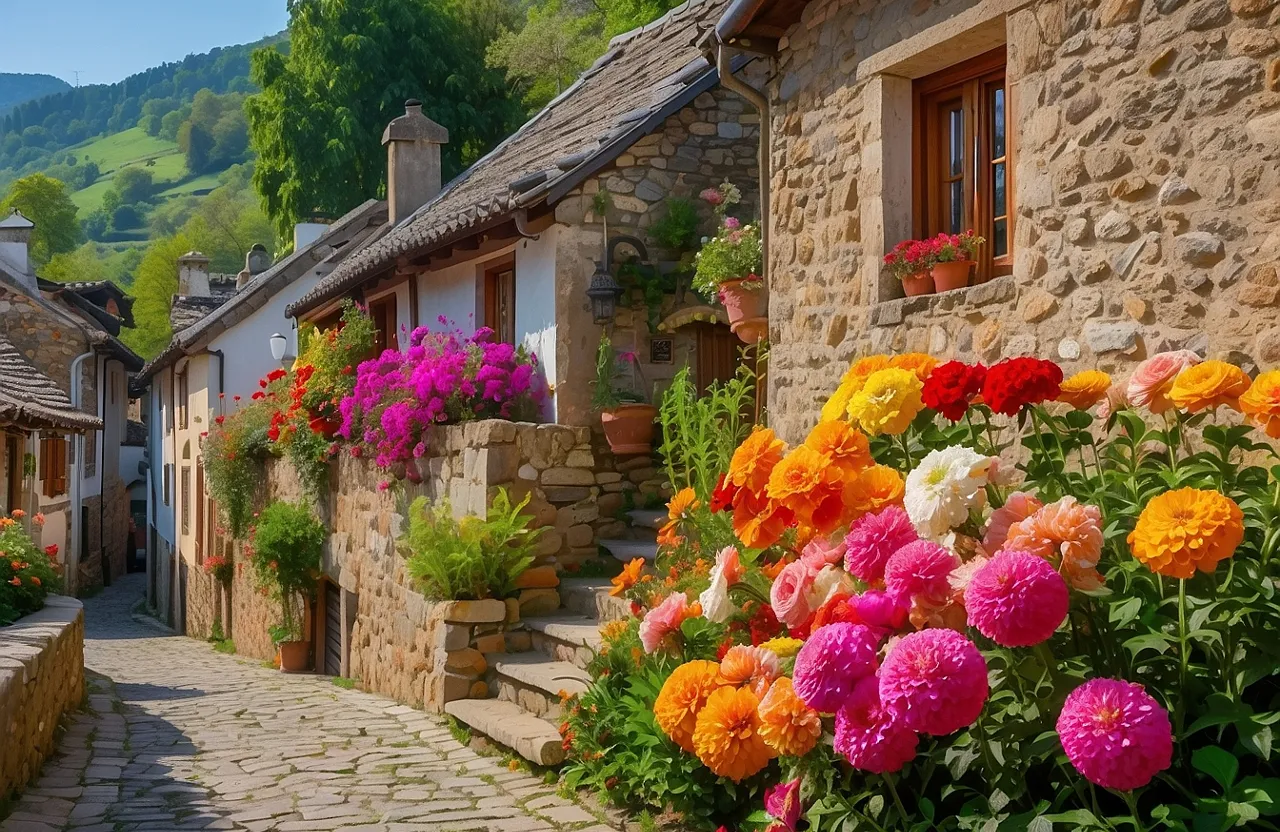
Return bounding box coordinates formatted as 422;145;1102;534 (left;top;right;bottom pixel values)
124;419;147;447
0;335;102;431
287;0;731;318
170;295;231;331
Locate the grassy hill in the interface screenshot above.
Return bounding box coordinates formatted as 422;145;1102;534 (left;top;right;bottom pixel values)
68;128;186;212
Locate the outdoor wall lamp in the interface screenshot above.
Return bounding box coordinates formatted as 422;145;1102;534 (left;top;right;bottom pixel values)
269;332;290;364
586;262;623;324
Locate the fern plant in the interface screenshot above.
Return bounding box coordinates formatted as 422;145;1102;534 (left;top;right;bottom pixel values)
657;362;756;500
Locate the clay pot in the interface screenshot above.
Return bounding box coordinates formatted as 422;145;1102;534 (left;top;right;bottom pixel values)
902;272;934;297
278;641;310;673
601;403;659;455
731;316;769;344
718;278;765;326
931;260;974;292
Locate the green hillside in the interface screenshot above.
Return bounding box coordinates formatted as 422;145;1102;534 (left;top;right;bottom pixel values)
68;128;186;212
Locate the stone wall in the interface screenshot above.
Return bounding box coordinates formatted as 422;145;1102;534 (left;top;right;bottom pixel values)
760;0;1280;442
0;596;84;801
78;478;131;591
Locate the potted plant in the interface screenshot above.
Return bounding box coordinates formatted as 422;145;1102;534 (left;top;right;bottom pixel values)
246;501;326;672
885;239;936;297
930;230;984;291
592;333;658;455
694;183;765;343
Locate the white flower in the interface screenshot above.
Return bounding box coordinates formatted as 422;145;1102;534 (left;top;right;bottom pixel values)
807;564;855;610
904;445;994;540
699;545;742;624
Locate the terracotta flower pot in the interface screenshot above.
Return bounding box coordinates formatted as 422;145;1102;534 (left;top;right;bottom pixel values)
718;278;765;326
902;271;934;297
601;403;659;455
931;260;974;292
278;640;310;673
731;317;769;344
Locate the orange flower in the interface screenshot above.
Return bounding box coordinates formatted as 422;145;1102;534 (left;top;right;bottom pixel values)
889;352;939;383
656;525;685;549
843;355;891;387
0;518;13;529
692;686;775;781
29;576;41;587
732;488;793;551
33;513;44;527
8;577;19;586
729;427;786;494
766;445;845;531
757;677;822;758
1129;488;1243;579
841;464;906;522
9;509;24;519
610;558;645;597
1168;360;1250;413
654;660;726;753
1239;370;1280;438
804;421;871;474
761;556;791;581
1004;496;1105;590
1057;370;1112;410
718;645;780;697
667;488;699;522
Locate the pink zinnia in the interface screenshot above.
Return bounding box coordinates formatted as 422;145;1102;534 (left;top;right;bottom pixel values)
879;629;988;736
844;506;919;583
1056;679;1173;790
1126;350;1201;413
764;778;801;830
771;559;817;629
835;676;919;773
982;491;1043;554
965;551;1069;647
639;592;689;654
883;540;959;604
792;623;880;713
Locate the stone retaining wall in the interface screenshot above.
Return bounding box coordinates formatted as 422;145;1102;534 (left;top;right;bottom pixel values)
0;596;85;801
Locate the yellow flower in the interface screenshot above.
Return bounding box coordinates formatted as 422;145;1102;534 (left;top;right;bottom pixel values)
1168;360;1250;413
692;686;775;781
1128;488;1244;579
846;368;924;436
1057;370;1112;410
889;353;938;383
758;637;804;658
821;379;859;423
1239;370;1280;438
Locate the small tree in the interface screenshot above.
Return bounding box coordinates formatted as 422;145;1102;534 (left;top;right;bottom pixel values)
247;502;326;643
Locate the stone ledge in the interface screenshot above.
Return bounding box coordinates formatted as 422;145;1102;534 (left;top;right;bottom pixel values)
870;275;1016;327
444;698;565;766
0;596;83;684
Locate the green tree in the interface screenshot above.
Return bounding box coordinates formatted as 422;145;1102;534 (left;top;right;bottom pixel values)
486;0;602;109
123;233;195;358
0;173;81;266
112;167;156;205
246;0;524;240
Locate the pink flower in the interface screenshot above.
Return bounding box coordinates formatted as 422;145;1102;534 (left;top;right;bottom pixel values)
844;506;919;583
879;629;988;736
965;551;1070;647
982;491;1043;555
835;676;919;773
639;592;690;654
1004;496;1105;590
715;545;745;585
883;540;959;604
854;590;909;630
792;623;880;713
771;560;817;629
800;536;847;571
1126;350;1201;413
764;778;802;830
1097;382;1128;421
1056;679;1172;790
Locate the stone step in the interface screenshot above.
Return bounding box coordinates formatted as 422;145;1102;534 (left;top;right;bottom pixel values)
444;698;566;767
525;615;603;669
491;653;591;698
599;539;659;563
560;577;632;622
627;508;667;531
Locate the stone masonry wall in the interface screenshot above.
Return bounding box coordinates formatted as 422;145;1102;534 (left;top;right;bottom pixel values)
0;596;85;801
78;479;130;591
763;0;1280;443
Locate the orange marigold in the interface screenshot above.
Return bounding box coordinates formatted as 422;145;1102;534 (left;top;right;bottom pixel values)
729;427;786;494
1168;360;1250;413
667;487;700;522
889;352;939;383
654;660;726;753
692;686;775;781
842;464;906;522
1057;370;1112;410
757;676;822;758
732;488;793;551
766;445;845;531
718;645;780;697
1239;370;1280;438
804;420;872;473
1128;488;1244;579
610;558;645;597
843;355;891;386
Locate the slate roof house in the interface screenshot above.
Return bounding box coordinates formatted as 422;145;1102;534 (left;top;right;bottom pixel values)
711;0;1280;442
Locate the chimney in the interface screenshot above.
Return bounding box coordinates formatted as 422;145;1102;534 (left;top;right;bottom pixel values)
177;251;211;297
0;209;36;290
294;220;329;252
383;99;449;226
236;244;272;289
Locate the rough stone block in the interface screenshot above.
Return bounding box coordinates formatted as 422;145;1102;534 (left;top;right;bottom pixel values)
518;589;561;618
516;566;560;590
472;632;505;654
438;600;507;624
540;467;596;487
445;648;487;676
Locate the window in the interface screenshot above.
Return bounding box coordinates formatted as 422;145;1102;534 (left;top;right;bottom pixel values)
483;261;516;346
177;371;189;430
39;436;68;498
181;465;191;535
913;47;1011;282
163;464;171;506
369;295;399;355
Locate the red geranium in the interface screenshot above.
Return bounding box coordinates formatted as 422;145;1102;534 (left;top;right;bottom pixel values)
709;473;738;513
982;357;1064;416
922;360;987;422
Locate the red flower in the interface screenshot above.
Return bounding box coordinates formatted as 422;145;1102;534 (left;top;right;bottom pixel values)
259;378;268;389
267;369;288;383
214;416;225;425
8;577;19;586
233;395;241;402
922;361;987;422
747;602;782;645
709;473;738;513
218;392;225;399
44;544;58;557
252;391;265;401
982;358;1064;416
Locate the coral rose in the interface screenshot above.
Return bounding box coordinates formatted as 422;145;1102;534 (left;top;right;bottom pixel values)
883;540;959;604
879;629;988;736
654;660;725;752
1004;496;1104;590
692;686;775;781
719;645;780;696
1056;678;1172;790
1057;370;1112;410
844;505;919;583
965;551;1070;647
729;427;786;493
1128;488;1243;579
1126;350;1201;413
981;357;1063;416
792;623;880;713
1097;382;1128;421
982;491;1043;554
800;536;847;571
847;368;925;436
1168;360;1250;413
758;677;822;758
767;445;846;530
835;676;919;773
922;360;987;422
1240;370;1280;438
770;559;817;629
804;420;872;473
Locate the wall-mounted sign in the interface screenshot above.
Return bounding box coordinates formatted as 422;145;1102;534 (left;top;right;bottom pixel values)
649;337;674;365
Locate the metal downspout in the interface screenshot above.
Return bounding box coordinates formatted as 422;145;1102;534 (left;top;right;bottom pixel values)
68;350;94;596
716;39;771;293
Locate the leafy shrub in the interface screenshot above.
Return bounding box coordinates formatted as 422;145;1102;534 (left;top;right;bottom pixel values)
204;393;275;538
691;219;762;297
245;501;325;642
0;513;61;626
649;197;701;251
403;489;542;600
202;553;234;584
591;333;646;412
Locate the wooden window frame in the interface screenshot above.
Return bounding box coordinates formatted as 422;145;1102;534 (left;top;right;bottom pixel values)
912;47;1013;283
482;257;517;346
177;370;189;430
181;464;191;536
39;436;68;498
163;464;171;507
368;293;400;355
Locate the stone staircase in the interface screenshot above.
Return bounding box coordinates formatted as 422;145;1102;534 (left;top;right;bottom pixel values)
598;508;664;563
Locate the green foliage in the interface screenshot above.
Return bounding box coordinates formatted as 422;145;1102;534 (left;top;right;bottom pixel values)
0;518;62;626
203;394;276;539
111;167;157;205
403;489;542;601
41;242;143;289
691;221;762;297
648;197;701;252
247;501;326;642
592;333;647;412
120;233;194;357
657;364;755;500
179;90;250;175
0;173;81;265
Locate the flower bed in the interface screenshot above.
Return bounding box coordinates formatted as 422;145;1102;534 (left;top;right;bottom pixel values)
0;512;61;626
563;350;1280;830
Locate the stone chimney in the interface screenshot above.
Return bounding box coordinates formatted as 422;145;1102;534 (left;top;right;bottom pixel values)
0;209;36;290
236;244;272;289
383;99;449;226
177;251;211;297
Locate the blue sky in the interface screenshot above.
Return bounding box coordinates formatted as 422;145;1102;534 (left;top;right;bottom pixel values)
0;1;290;86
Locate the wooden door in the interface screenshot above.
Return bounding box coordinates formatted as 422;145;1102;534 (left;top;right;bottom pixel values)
4;435;20;514
483;261;516;345
323;582;343;676
194;462;205;565
695;323;740;393
370;296;398;354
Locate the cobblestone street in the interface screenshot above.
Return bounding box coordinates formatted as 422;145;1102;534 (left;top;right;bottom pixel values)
0;575;623;832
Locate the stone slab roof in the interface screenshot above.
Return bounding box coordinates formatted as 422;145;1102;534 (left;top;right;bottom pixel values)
0;335;102;432
287;0;733;318
124;419;147;447
169;295;229;331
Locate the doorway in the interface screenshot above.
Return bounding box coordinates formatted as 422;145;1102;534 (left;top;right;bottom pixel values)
694;322;741;392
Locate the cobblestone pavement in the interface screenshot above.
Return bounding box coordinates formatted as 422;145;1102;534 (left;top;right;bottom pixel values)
1;574;624;832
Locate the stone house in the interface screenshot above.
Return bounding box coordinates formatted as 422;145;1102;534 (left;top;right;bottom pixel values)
286;0;762;426
132;204;387;630
713;0;1280;442
0;209;140;592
